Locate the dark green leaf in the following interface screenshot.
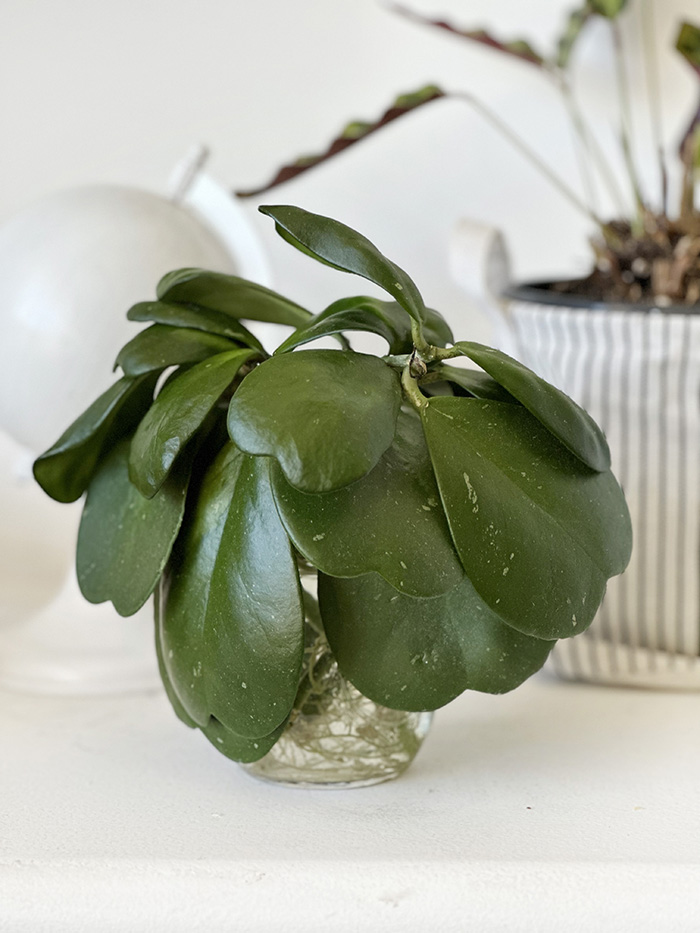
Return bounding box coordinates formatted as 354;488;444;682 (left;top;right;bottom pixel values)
588;0;628;18
452;342;610;471
259;205;428;325
130;348;257;498
275;296;453;355
156;269;312;328
434;364;518;403
319;571;553;711
422;397;632;640
127;300;264;351
115;324;239;377
202;455;304;737
392;5;545;66
77;438;190;616
33;374;158;503
154;582;198;728
236;86;445;198
271;409;464;597
200;715;287;763
156;572;287;760
159;443;245;727
228;349;401;492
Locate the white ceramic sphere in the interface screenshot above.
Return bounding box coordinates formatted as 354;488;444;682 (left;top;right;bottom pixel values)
0;185;239;452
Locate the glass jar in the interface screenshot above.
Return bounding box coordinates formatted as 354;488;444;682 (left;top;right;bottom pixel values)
241;563;433;789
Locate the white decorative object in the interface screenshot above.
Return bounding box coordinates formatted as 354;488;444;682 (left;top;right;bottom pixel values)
0;149;271;694
451;218;700;690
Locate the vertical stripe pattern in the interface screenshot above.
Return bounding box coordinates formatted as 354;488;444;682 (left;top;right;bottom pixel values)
501;300;700;689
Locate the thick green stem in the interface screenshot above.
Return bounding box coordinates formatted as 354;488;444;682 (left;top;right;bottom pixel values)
401;365;429;411
410;318;429;355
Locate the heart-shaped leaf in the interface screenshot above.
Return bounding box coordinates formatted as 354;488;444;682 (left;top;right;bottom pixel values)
275;296;453;355
158;442;245;727
259;205;428;325
422;397;632;640
115;324;239;377
33;374;158;503
319;571;553;711
154;583;198;728
228;349;401;492
155;577;287;761
271;409;463;597
201;455;304;738
156;269;311;328
130;348;257;498
127;300;264;351
77;438;190;616
200;715;287;763
452;342;610;471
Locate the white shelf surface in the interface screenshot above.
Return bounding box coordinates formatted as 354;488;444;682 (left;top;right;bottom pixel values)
2;670;700;932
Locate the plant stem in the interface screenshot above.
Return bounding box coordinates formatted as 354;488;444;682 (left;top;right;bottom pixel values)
410;318;428;355
640;0;668;214
451;91;605;229
401;365;429;411
611;18;646;230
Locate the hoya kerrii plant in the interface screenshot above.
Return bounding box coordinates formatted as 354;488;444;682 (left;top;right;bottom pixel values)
34;205;632;780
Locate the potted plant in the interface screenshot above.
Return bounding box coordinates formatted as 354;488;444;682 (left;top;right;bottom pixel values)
236;4;700;690
34;205;631;787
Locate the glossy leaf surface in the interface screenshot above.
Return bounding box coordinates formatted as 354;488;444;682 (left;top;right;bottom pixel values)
453;342;610;471
203;455;304;737
319;571;553;711
77;439;189;616
33;374;157;503
423;398;632;640
259;205;428;325
434;364;517;403
271;409;463;597
115;324;238;376
156;577;286;761
127;300;264;351
157;269;311;328
130;348;256;498
275;295;453;355
200;716;287;763
159;443;244;727
228;349;401;492
154;583;198;728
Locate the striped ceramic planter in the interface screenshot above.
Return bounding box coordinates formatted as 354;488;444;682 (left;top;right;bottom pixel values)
496;286;700;689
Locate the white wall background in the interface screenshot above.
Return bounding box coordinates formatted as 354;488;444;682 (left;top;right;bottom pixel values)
1;0;698;343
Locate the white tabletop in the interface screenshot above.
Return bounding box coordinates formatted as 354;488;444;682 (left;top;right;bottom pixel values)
2;667;699;933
